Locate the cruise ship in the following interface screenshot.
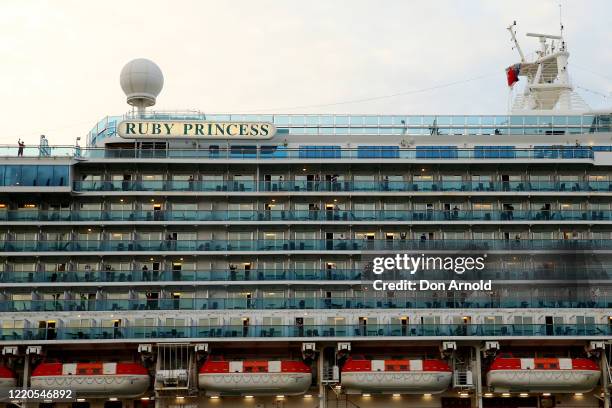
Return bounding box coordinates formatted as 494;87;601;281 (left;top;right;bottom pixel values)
0;23;611;408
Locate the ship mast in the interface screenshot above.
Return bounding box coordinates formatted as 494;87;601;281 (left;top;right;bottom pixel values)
506;21;589;114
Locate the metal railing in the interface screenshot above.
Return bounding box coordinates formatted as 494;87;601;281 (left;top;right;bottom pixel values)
1;323;610;342
0;295;610;312
1;239;611;253
71;180;611;193
0;265;608;284
2;209;612;223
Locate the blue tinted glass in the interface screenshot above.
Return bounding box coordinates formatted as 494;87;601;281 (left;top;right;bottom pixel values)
524;116;537;125
423;116;435;126
392;116;406;125
467;116;480;125
437;116;451;125
53;166;69;186
37;166;53;186
452;116;466;126
305;116;319;125
320;116;333;125
290;116;305;126
336;116;349;125
364;116;378;125
553;116;568;125
350;116;364;125
20;166;36;186
275;116;290;125
5;166;20;186
539;116;553;126
510;116;523;125
0;166;3;186
567;116;581;125
495;116;509;126
407;116;421;125
379;116;392;125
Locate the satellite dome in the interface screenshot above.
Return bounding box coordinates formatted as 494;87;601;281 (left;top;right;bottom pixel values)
120;58;164;110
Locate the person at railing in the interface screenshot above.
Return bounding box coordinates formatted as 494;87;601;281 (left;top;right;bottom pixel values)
142;264;150;281
383;176;389;191
188;175;194;191
17;139;25;157
314;174;320;191
452;205;460;219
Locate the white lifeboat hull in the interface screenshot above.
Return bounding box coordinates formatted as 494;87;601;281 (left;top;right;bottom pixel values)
31;375;150;398
198;372;311;395
341;371;452;394
487;370;601;393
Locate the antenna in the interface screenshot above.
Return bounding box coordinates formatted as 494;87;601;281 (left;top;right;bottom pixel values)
507;21;525;62
559;3;564;38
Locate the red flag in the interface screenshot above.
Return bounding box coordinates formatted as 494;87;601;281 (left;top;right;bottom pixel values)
506;64;521;87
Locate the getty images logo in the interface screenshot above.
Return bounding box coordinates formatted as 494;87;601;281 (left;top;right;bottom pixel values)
368;253;491;292
371;253;487;275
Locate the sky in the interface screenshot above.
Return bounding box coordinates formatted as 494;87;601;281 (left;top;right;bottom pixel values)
1;0;611;145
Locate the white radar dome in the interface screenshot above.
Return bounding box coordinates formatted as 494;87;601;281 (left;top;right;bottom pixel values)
120;58;164;110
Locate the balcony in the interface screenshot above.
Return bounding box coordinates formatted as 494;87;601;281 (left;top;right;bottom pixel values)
0;294;609;312
1;265;607;284
2;209;612;223
1;323;610;343
71;180;611;193
0;239;610;253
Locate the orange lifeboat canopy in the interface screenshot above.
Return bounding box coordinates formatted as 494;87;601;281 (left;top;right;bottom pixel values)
31;362;150;398
487;356;600;393
341;356;452;394
198;358;311;396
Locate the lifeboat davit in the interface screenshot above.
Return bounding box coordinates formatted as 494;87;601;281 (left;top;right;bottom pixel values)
31;362;150;398
341;356;452;394
198;358;311;396
487;356;601;393
0;366;16;390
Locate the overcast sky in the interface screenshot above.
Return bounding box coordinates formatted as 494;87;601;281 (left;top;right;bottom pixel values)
1;0;611;145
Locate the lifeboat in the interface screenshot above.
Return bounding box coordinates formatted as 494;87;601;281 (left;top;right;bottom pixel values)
0;366;16;390
31;362;150;398
198;358;311;396
341;356;452;394
487;355;601;393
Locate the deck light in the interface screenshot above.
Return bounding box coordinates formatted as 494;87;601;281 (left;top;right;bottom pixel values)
362;393;371;397
484;393;493;397
520;393;529;397
502;393;511;397
542;393;551;397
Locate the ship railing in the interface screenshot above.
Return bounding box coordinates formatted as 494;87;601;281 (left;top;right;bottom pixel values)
70;179;612;193
1;324;610;342
5;208;612;223
0;295;610;312
2;238;612;253
0;145;599;161
0;265;608;284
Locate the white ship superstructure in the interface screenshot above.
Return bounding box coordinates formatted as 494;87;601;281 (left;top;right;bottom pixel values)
0;24;610;408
